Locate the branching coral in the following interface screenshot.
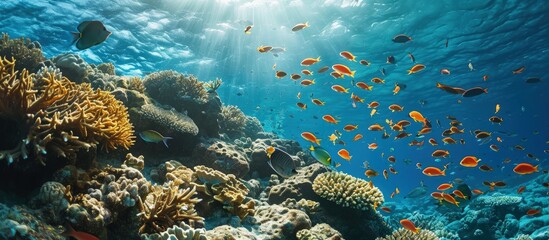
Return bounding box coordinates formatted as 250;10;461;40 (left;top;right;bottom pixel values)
138;179;204;234
127;76;145;93
375;228;440;240
204;78;222;92
313;171;384;211
193;165;255;220
0;33;45;73
219;105;247;136
0;58;135;165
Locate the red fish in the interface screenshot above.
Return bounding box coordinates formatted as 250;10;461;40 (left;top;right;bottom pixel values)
62;224;100;240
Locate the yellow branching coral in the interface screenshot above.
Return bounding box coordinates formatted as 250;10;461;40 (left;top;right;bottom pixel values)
0;57;134;164
313;171;384;211
138;178;204;234
193;165;255;220
204;78;223;92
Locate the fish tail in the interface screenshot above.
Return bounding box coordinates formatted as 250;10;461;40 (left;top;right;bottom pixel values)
162;137;173;148
70;32;81;46
61;223;75;237
350;70;356;78
315;139;321;145
316;56;321;62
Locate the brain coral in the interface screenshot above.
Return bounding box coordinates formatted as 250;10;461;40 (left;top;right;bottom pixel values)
375;228;440;240
143;70;208;105
0;57;134;165
312;171;384;211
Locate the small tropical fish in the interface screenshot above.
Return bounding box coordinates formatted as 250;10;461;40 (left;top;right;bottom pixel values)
301;69;313;76
460;156;481;167
407;52;415;62
468;61;474;71
330;71;344;79
265;146;298;178
437;183;453;191
370;109;378;117
407;64;426;74
300;79;315;86
393;84;401;95
475;131;492;139
495;104;500;113
483;75;489;81
381;206;391;213
301;57;321;66
417;127;431;136
393;34;413;43
517;186;526;194
309;146;334;169
296;102;307;109
317;66;330;73
381;68;386;75
340;51;357;61
526;209;541;216
275;71;287;78
371;77;385;84
337;149;352;161
513;163;538;175
301;132;321;145
394;132;411;140
512;66;526;74
388;104;404;112
328;133;338;145
332;64;356;78
472;189;484;195
453;189;466;199
387;156;396;163
399;219;420;234
368;143;378;150
368;124;384;131
350;93;364;103
422;166;446;176
257;45;273;53
479;164;493;172
62;224;100;240
368;101;380;108
440;69;451;75
429;138;438;146
359;60;370;66
365;169;379;178
71;21;111;50
383;169;389;180
489;116;503;124
139;130;172;148
436;82;466;95
292;22;309;32
343;124;358;131
291;74;302;80
462;87;488;97
331;85;349;93
244;25;253;34
489;144;499;152
311;98;324;106
442;193;460;207
353;134;363;141
322;115;339;124
389;167;398;174
386;55;396;64
409;111;427;123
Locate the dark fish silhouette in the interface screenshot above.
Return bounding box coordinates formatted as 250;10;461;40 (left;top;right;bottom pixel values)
71;20;111;50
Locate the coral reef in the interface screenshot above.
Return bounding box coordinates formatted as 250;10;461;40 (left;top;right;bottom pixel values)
248;137;312;178
0;203;64;240
205;225;257;239
51;53;89;83
474;193;522;207
122;153;145;171
204;78;223;93
0;58;134;166
254;204;312;239
0;33;45;73
132;104;199;136
296;223;344;240
312;171;384;211
376;228;440;240
140;222;206;240
219;105;247;138
268;164;327;204
193;165;255;220
143;70;208;105
138;178;203;234
190;139;250;177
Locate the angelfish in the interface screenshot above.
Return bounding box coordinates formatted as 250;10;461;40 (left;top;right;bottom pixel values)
71;20;111;50
139;130;173;148
265;146;298;178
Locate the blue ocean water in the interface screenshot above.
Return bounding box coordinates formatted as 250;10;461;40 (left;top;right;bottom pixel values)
1;0;548;239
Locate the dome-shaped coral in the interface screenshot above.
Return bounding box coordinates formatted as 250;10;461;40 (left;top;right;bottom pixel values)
375;228;440;240
312;171;384;211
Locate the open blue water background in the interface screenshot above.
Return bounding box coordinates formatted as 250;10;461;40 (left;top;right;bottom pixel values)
1;0;547;197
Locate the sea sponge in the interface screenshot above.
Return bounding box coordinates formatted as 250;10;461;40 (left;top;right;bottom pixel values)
312;171;384;211
193;165;255;220
0;33;45;73
143;70;208;105
218;105;246;137
138;179;204;234
132;104;199;136
0;58;135;165
375;228;440;240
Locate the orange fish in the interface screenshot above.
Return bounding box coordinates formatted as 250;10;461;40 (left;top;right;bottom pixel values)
440;68;451;75
417;127;431;136
311;98;325;106
291;74;302;80
513;163;538;175
460;156;481;167
317;66;330;73
383;169;389;180
483;75;489;81
526;209;540;216
416;163;422;170
62;224;100;240
300;79;315;86
275;71;287;78
422;166;446;176
389;167;398;174
350;93;364;103
387;156;396;163
370;109;378;117
371;77;385;84
409;111;426;123
453;189;467;199
381;206;391;213
301;132;320;145
437;183;453;191
517;186;526;194
368;143;378;150
337;149;352;161
393;84;401;95
340;51;357;61
353;134;363;141
330;71;344;79
442;137;457;144
257;45;273;53
512;66;526;74
489;144;499;152
331;85;349;93
343;124;358;131
296;102;307;109
368;101;380;108
400;219;420;234
359;60;370;66
301;57;321;66
431;192;444;201
364;169;378;178
407;64;426;74
432;150;450;158
428;138;438;146
322;115;339;124
332;64;356;78
301;69;313;76
442;192;460;206
368;124;384;131
396;120;411;127
472;189;484;195
388;104;404;112
356;81;374;91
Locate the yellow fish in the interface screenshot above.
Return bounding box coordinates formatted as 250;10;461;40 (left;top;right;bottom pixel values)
329;133;338;145
495;104;500;113
370;109;377;117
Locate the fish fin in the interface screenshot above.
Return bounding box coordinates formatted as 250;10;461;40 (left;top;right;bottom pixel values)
309;145;315;151
61;223;75;237
70;32;81;46
350;71;356;78
162;137;173;148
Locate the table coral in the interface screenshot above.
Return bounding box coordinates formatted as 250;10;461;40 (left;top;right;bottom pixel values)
0;57;135;165
138;178;204;234
312;171;384;211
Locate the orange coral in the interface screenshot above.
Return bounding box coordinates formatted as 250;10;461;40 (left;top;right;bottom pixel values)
0;57;134;164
